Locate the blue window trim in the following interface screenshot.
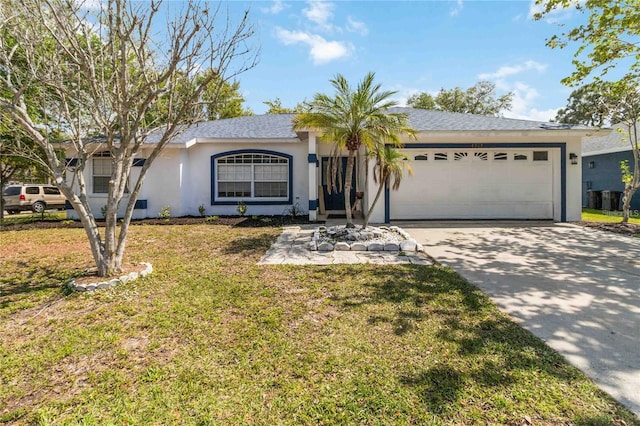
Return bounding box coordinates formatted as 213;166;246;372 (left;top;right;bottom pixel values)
133;158;146;167
211;149;293;206
308;153;317;163
384;143;567;223
309;199;318;210
65;158;78;167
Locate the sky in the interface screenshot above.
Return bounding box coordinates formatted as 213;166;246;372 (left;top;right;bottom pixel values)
217;0;591;121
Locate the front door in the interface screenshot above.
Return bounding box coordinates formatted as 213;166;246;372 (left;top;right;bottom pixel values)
322;157;356;211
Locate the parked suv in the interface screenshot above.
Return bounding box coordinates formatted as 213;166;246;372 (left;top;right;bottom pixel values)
2;184;67;214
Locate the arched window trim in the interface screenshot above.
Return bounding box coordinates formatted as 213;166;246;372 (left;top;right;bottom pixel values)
210;149;293;205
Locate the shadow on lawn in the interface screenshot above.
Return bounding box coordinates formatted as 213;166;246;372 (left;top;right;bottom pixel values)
0;261;74;302
221;233;277;256
332;264;589;417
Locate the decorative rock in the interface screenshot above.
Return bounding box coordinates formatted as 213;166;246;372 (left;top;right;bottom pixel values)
128;271;139;281
334;242;351;251
384;243;400;251
350;242;367;251
75;285;87;292
119;274;130;283
318;242;334;251
372;231;382;238
367;242;384;251
400;240;418;252
97;281;112;290
86;283;98;292
416;243;424;252
308;241;318;251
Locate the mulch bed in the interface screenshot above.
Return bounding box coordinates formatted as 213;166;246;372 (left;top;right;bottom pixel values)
0;215;312;232
577;221;640;237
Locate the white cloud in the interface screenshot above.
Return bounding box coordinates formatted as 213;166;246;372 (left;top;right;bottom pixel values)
261;0;288;15
499;82;558;121
450;0;463;17
275;27;353;64
303;1;335;32
346;16;368;36
478;60;548;80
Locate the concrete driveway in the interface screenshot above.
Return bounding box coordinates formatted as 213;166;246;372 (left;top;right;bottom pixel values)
396;221;640;417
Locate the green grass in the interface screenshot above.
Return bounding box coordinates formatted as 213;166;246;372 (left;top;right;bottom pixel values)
1;224;637;425
0;210;67;226
582;208;640;224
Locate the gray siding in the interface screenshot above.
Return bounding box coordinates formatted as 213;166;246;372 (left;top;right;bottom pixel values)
582;151;640;210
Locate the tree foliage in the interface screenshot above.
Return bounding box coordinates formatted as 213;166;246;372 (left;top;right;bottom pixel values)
263;97;306;114
0;0;257;276
407;81;513;116
534;0;640;86
554;81;636;126
293;72;416;228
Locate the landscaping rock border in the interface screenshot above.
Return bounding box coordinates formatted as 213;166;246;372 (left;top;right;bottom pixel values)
308;225;424;253
67;262;153;292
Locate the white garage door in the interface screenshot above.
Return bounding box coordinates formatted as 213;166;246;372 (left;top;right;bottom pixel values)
391;149;555;220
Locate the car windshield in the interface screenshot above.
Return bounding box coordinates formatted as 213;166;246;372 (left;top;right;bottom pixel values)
3;187;21;196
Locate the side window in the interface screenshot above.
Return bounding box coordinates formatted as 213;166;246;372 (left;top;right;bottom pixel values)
26;187;39;194
44;187;61;195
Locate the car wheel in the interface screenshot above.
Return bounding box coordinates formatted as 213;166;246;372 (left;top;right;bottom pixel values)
32;201;46;214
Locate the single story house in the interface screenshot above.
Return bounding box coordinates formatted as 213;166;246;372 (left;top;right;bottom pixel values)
65;107;594;223
582;123;640;211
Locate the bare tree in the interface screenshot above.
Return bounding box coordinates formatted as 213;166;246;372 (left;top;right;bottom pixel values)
0;0;257;276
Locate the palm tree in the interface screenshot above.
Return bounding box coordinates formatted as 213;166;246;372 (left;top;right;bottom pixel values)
293;72;416;228
363;145;414;229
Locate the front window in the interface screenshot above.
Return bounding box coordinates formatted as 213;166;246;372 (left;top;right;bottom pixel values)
93;157;111;193
216;153;289;201
92;153;129;194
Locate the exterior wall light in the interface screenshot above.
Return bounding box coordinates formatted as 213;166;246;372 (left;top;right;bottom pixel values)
569;153;578;165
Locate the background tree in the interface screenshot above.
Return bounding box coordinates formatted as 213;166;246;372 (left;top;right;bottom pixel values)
408;81;513;116
197;71;253;119
535;0;640;222
293;72;416;228
0;0;257;276
363;145;413;229
554;82;620;126
263;97;306;114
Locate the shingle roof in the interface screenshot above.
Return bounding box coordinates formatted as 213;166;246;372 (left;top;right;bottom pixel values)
150;108;587;144
391;107;583;131
582;123;632;155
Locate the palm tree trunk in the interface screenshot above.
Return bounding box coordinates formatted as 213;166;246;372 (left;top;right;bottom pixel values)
344;150;356;228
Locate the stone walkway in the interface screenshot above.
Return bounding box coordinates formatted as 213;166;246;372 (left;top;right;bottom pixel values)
258;225;434;265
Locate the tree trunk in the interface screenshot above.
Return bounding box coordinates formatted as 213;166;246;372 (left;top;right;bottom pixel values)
363;179;385;229
344;150;356;228
622;130;640;224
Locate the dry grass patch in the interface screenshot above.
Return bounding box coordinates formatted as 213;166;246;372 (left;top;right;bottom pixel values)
0;224;637;425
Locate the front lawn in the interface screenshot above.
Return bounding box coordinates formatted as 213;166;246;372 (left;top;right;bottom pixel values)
1;224;637;424
582;208;640;224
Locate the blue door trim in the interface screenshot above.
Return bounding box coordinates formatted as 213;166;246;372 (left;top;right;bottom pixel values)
210;149;293;206
385;143;567;222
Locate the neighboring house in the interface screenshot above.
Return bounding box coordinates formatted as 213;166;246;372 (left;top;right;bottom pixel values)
582;123;640;211
64;108;594;223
